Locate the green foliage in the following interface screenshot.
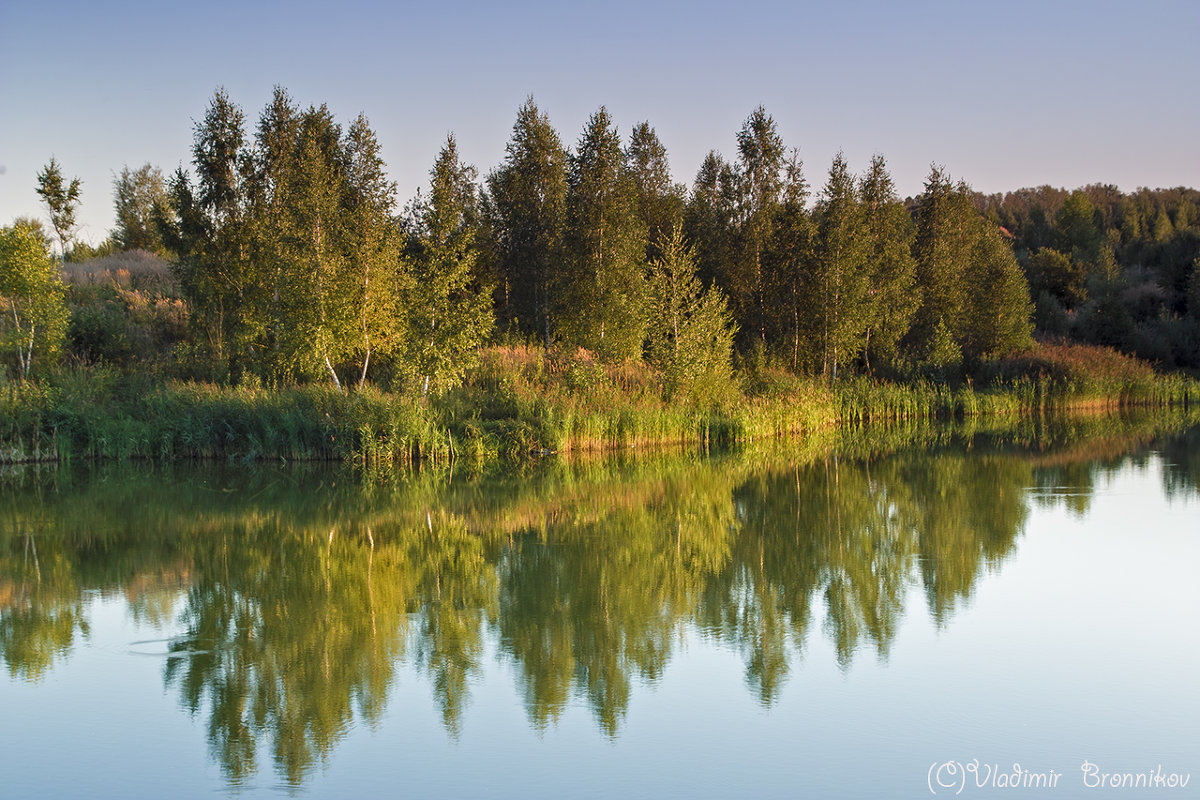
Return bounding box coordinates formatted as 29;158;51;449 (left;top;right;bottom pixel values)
113;163;171;254
1187;258;1200;318
858;154;917;371
9;217;50;249
342;112;403;389
162;89;403;388
961;222;1033;360
921;319;962;373
35;157;82;260
1055;190;1101;264
485;97;568;343
559;107;647;361
282;104;355;386
646;225;737;405
684;150;739;294
626;122;684;263
1033;290;1070;339
977;185;1200;365
910;167;1032;364
763;151;813;371
169;89;255;379
810;152;871;379
0;224;69;379
24;85;1200;463
910;166;974;357
246;85;303;380
402;135;495;395
732;106;786;346
1027;247;1087;310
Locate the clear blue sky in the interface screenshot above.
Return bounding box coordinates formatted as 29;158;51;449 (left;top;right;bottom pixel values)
2;0;1197;246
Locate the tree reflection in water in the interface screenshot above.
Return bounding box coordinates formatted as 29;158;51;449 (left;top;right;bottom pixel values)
0;413;1196;786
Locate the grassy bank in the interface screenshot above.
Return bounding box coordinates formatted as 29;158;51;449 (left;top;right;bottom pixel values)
1;343;1196;466
837;343;1197;424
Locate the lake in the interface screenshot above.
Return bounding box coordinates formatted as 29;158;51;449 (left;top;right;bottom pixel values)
1;416;1197;799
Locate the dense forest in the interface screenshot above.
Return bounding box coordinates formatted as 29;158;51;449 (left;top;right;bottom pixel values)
975;184;1200;368
2;87;1198;461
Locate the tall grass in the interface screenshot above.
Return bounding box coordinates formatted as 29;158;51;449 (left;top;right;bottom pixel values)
0;369;450;466
1;342;1195;467
980;343;1199;409
837;343;1198;425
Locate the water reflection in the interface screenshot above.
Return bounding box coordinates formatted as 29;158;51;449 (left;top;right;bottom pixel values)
1;412;1196;786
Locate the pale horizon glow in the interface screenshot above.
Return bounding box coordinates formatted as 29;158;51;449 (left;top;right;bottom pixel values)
2;0;1197;246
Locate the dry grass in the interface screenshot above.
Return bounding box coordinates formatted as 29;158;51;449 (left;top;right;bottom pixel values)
981;341;1197;408
61;250;174;290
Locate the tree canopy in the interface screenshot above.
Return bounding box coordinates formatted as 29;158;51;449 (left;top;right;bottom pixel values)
0;222;69;379
47;89;1199;388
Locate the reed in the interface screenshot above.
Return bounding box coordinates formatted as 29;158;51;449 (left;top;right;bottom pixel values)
1;342;1195;467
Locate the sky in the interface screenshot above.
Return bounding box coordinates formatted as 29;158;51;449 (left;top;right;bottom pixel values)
2;0;1198;246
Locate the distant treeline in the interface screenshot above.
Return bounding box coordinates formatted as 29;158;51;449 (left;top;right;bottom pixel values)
974;185;1200;368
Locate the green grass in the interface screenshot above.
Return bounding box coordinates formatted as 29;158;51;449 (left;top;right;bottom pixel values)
1;342;1196;467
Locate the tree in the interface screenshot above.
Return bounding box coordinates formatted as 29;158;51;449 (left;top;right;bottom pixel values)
35;157;82;260
0;223;69;379
485;97;567;343
684;150;739;295
626;122;683;263
176;88;257;380
858;154;917;371
341;113;402;389
1189;258;1200;319
1152;204;1174;243
113;163;171;253
764;150;814;370
910;166;1032;365
280;104;353;388
733;106;786;347
560;107;647;361
403;135;495;395
160;167;206;286
1027;247;1087;310
646;224;736;403
246;86;302;379
810;152;870;380
961;224;1033;359
909;166;975;367
1055;190;1101;265
164;88;408;387
9;217;50;250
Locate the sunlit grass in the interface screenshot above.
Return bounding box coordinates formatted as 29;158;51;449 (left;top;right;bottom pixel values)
0;342;1195;466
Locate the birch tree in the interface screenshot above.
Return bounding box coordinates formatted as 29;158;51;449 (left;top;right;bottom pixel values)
35;158;82;260
403;135;494;395
0;223;69;379
560;107;647;361
342;113;401;389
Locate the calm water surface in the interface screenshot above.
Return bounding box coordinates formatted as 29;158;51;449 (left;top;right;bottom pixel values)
2;419;1197;799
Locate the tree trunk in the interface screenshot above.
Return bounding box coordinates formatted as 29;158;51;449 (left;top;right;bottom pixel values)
324;353;343;392
358;348;372;390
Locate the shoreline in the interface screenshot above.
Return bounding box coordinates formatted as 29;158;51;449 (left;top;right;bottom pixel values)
2;358;1195;467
